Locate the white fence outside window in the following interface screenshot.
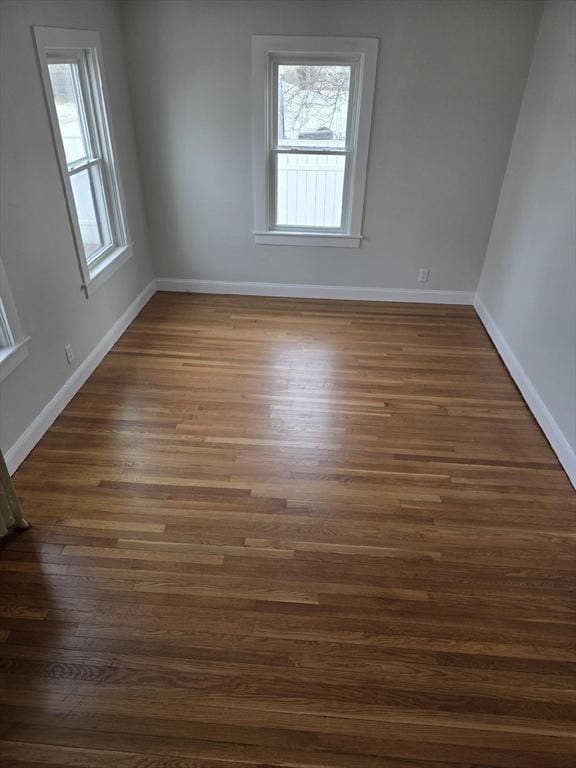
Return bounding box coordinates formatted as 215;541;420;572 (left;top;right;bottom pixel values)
276;153;346;229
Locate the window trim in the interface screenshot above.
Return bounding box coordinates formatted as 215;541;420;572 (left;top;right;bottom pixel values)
0;260;30;384
252;36;378;247
33;26;133;296
46;49;116;271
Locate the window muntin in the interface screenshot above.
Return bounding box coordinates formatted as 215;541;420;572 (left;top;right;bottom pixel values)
48;60;91;165
270;58;357;232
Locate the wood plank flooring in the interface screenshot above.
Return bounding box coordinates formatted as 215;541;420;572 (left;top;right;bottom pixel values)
1;292;575;767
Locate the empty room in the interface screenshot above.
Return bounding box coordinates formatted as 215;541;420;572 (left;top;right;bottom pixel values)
0;0;575;765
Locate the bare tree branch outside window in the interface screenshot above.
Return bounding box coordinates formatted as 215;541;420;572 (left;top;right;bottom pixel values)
278;65;351;146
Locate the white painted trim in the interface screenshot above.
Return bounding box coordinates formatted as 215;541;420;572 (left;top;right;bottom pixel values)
0;259;30;383
254;232;362;248
33;26;132;291
156;278;474;304
474;295;576;489
5;280;156;475
83;242;134;296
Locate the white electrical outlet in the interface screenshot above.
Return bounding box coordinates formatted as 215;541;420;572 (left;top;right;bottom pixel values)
418;268;430;283
65;344;75;365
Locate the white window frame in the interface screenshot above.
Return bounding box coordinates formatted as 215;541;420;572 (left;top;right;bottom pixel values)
252;36;378;248
34;26;133;296
0;260;30;383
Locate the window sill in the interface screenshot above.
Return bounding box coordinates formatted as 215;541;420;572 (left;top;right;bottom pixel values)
0;337;30;383
254;231;363;248
83;243;135;297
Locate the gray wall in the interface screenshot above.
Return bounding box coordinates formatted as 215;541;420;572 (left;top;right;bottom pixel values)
120;0;542;291
477;0;576;455
0;0;154;455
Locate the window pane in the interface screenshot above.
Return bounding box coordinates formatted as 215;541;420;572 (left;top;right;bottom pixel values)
70;166;112;262
275;153;346;228
277;64;352;149
48;62;90;165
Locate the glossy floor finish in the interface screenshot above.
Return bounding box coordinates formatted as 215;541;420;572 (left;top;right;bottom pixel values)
1;292;575;768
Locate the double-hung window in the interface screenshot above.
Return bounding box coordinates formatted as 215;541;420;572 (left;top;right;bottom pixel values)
0;260;29;383
34;27;131;295
252;36;378;247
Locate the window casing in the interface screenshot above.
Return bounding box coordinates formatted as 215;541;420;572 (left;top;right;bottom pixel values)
0;303;14;349
0;260;29;383
34;27;132;295
252;37;378;247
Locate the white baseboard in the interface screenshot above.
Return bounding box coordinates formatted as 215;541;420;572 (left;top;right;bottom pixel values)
5;280;157;475
474;295;576;489
156;278;475;305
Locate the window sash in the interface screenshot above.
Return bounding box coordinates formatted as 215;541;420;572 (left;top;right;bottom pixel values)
48;52;96;166
270;151;351;232
268;56;359;233
72;161;115;266
271;58;358;151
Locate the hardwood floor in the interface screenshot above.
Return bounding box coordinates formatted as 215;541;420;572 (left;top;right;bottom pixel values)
1;292;574;768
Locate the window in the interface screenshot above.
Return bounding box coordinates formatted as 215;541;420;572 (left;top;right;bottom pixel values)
34;27;132;295
252;36;378;247
0;260;29;383
0;303;14;349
